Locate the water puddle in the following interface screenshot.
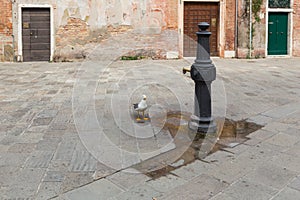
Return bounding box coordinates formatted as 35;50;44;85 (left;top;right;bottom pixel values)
136;112;263;179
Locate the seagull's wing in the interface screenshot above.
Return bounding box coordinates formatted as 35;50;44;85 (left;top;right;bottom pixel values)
133;103;139;110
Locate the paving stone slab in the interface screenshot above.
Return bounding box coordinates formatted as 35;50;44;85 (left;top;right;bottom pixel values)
172;160;211;180
161;174;228;200
247;114;274;126
53;139;77;161
114;184;163;200
265;133;300;148
36;137;61;151
0;135;20;145
19;131;44;143
69;150;98;172
272;187;300;200
242;137;262;146
25;151;54;168
210;193;238;200
4;168;45;199
269;152;300;173
107;168;150;190
279;112;300;125
243;163;298;190
247;129;277;141
205;155;256;184
48;160;71;172
43;171;66;182
252;142;288;156
222;144;250;155
223;179;277;200
146;174;187;193
262;102;300;119
262;122;291;133
0;166;20;187
284;141;300;158
0;152;29;167
284;127;300;138
202;150;235;164
7;142;36;153
93;162;116;180
288;176;300;191
60;172;94;193
32;117;54;126
36;182;62;200
65;179;124;200
6;124;27;136
36;109;59;118
120;150;141;169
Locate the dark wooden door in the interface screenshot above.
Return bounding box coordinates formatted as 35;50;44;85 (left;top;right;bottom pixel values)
268;12;288;55
184;2;219;57
22;8;50;61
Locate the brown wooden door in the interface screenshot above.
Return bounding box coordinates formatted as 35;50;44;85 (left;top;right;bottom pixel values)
184;2;219;57
22;8;50;61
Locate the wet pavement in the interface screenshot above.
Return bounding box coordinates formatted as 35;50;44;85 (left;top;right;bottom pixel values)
1;33;300;199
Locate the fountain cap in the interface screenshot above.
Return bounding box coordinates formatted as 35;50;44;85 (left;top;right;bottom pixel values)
198;22;210;32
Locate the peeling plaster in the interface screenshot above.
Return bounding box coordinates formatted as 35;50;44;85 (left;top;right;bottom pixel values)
11;0;177;60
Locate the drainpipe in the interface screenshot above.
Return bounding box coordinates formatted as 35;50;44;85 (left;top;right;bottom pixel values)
235;0;238;57
12;35;15;62
11;0;15;62
249;0;252;58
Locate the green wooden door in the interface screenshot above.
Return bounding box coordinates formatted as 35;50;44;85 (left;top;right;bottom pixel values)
268;12;288;55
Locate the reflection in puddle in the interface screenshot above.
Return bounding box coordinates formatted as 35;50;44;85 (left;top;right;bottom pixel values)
136;112;263;179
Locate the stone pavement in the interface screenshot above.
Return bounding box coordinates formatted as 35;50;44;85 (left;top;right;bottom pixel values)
0;57;300;199
0;32;300;199
53;57;300;200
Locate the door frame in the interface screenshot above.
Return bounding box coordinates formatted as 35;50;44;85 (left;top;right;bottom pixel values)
179;0;223;58
18;4;54;62
266;1;293;57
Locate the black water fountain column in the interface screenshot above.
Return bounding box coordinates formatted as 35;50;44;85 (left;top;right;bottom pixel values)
188;22;217;135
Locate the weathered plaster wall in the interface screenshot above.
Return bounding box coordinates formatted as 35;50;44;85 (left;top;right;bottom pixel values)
293;1;300;56
236;0;249;58
252;1;266;58
0;0;13;61
225;0;236;52
236;0;266;58
12;0;178;61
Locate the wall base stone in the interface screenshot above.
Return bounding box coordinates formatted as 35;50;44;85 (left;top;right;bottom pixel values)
224;51;236;58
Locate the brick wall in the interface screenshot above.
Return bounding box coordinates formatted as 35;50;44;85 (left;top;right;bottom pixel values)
225;0;236;51
56;18;90;46
0;0;13;61
293;1;300;56
54;0;179;61
163;0;178;29
54;17;92;61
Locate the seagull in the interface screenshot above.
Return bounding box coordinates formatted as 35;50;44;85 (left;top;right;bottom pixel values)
133;95;148;121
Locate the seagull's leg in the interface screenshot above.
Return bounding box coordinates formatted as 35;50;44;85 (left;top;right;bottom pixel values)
136;111;141;121
143;110;149;120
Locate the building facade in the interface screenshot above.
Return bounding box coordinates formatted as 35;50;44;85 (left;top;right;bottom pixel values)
0;0;299;61
237;0;300;58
